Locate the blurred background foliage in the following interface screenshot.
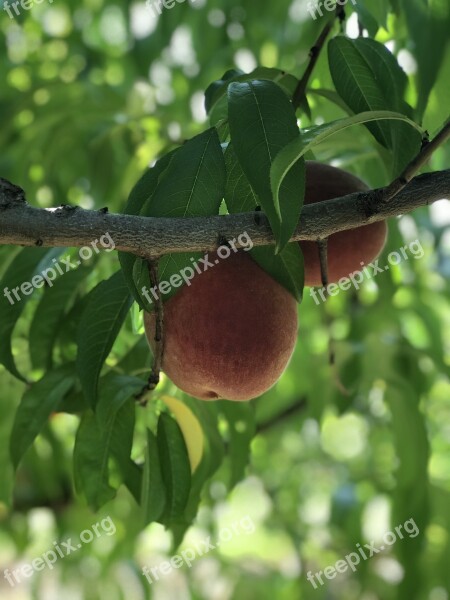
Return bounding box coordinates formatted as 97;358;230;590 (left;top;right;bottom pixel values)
0;0;449;599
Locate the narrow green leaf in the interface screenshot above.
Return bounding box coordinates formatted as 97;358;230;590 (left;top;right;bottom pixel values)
10;366;75;469
141;429;166;524
328;37;422;174
125;129;226;311
150;128;226;218
73;413;116;510
29;266;90;370
228;80;302;251
96;374;144;429
206;67;298;125
76;271;133;408
224;143;259;214
157;412;191;522
251;243;304;303
0;247;50;380
401;0;450;117
119;151;176;309
74;398;135;511
270;111;423;204
224;143;304;301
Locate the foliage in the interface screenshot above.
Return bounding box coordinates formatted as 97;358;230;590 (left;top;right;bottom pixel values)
0;0;449;599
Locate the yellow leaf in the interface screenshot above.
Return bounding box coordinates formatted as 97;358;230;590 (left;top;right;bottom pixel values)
161;396;204;472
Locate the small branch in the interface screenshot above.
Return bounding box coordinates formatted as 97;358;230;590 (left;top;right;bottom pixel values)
317;239;329;287
136;260;165;404
256;397;308;434
0;170;449;256
292;4;345;110
381;119;450;203
316;238;350;395
147;260;164;391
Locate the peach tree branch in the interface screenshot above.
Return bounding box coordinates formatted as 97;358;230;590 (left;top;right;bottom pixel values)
0;170;449;258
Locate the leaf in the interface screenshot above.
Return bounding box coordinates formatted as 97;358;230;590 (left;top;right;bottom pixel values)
29;266;90;370
118;151;176;309
206;67;298;125
401;0;450;118
124;129;227;311
328;37;422;175
73;413;116;510
157;412;191;522
224;143;259;214
10;366;75;469
228;80;302;252
250;243;304;303
162;395;204;472
150;128;226;218
96;374;144;430
224;143;304;301
73;398;135;511
76;271;133;408
270;111;423;202
141;429;166;524
0;247;50;380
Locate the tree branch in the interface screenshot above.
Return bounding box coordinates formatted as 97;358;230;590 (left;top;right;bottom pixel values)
292;3;345;110
381;119;450;203
0;170;449;257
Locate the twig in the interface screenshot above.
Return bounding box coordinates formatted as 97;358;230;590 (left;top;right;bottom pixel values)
317;239;329;287
292;4;345;110
256;397;308;434
147;259;164;387
316;239;350;396
135;260;165;404
381;119;450;203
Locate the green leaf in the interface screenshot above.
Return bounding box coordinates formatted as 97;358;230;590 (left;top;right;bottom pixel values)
270;111;423;201
73;413;116;510
118;151;176;309
96;374;144;430
228;80;302;252
10;366;75;469
328;37;422;175
206;67;298;125
29;266;90;370
150;128;226;218
76;271;133;408
401;0;450;118
125;129;227;311
157;412;191;522
224;143;259;214
141;429;166;524
74;397;135;511
250;243;304;303
0;247;50;380
224;143;304;301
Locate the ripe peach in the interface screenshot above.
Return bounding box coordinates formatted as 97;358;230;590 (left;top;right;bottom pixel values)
301;161;387;287
144;252;298;401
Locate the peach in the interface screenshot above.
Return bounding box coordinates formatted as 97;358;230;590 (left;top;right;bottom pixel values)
301;161;387;287
144;252;298;401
